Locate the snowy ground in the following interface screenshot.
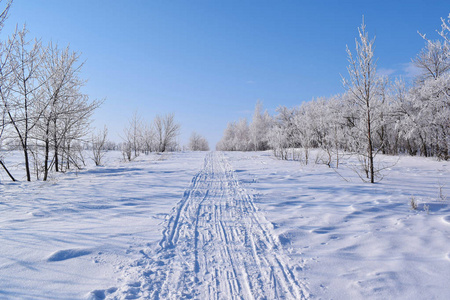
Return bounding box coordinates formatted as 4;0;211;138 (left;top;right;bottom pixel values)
0;150;449;299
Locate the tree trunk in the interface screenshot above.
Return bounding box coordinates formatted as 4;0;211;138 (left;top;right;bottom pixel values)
0;159;17;181
419;133;428;157
43;138;50;181
54;144;59;172
367;104;374;183
23;146;31;182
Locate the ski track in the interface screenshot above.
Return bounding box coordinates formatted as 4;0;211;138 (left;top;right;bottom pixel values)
107;152;307;300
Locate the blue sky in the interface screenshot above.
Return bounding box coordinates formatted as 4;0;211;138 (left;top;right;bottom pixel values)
2;1;449;147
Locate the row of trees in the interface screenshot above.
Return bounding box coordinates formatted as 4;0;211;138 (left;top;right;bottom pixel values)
120;112;210;162
217;15;450;183
121;112;181;161
0;2;100;181
0;1;209;180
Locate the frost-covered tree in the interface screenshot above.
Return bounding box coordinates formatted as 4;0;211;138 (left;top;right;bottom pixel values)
268;106;296;159
342;18;380;183
415;14;450;82
216;14;449;166
324;96;347;167
154;113;180;152
216;121;236;151
385;14;450;160
122;112;143;161
217;118;251;151
38;42;99;179
0;4;100;181
413;40;450;82
249;101;272;151
188;132;209;151
407;75;450;160
234;118;250;151
0;0;15;181
267;124;289;159
91;126;108;166
2;27;45;181
141;122;156;154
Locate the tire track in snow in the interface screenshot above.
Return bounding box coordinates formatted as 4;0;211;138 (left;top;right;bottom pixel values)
107;152;308;299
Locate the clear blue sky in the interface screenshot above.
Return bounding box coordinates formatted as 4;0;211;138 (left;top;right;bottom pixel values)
2;0;448;147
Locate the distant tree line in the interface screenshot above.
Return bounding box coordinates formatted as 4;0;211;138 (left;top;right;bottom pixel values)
121;112;182;161
120;112;211;161
217;15;450;183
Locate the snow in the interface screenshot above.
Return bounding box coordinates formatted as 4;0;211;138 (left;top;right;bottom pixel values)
0;150;449;299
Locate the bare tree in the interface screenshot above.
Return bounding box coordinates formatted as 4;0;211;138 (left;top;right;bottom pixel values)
31;42;101;179
141;123;156;154
0;105;16;181
413;40;450;82
0;0;11;32
342;18;380;183
155;113;180;152
415;14;450;82
91;126;108;166
122;112;143;161
49;83;99;173
2;27;45;181
0;1;15;181
0;5;101;181
188;131;209;151
38;43;83;179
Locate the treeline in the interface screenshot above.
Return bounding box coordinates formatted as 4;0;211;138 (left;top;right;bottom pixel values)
0;3;100;181
120;112;181;161
119;112;210;162
217;16;450;182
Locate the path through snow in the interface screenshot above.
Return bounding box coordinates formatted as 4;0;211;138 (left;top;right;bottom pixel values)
104;152;308;299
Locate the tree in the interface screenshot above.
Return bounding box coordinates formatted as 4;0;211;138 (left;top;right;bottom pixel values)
91;126;108;166
0;0;11;32
216;121;237;151
409;14;450;160
413;40;450;82
0;4;100;181
0;0;15;181
0;105;16;181
122;112;143;161
267;107;296;159
38;42;93;180
154;113;180;152
2;26;45;181
249;101;272;151
141;122;156;154
407;74;450;160
267;125;289;160
188;132;209;151
342;18;380;183
414;13;450;82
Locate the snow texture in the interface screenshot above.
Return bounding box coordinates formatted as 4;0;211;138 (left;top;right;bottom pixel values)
1;150;449;299
106;152;307;299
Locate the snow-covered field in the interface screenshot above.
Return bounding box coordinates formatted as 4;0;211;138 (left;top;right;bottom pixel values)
0;150;449;299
